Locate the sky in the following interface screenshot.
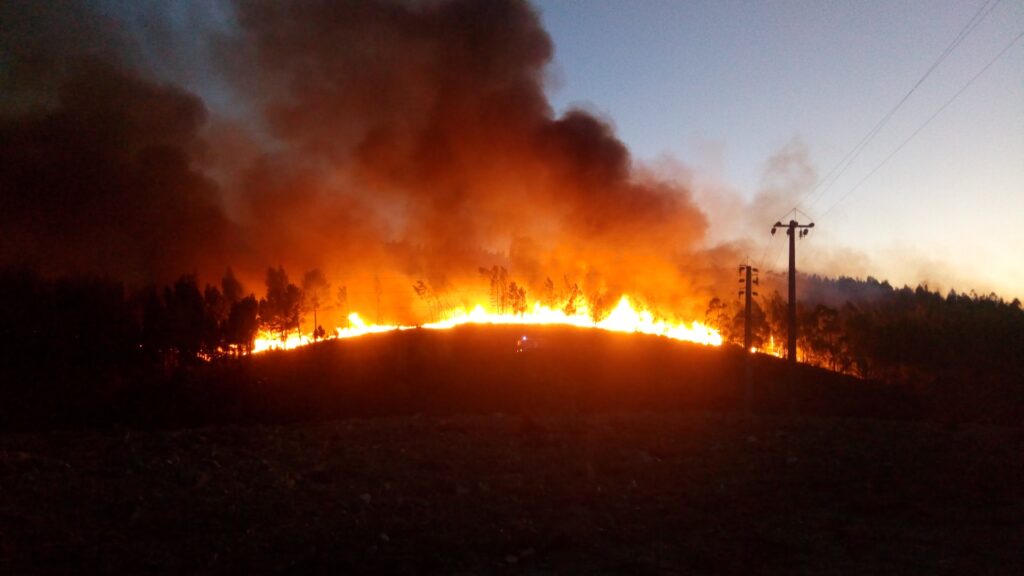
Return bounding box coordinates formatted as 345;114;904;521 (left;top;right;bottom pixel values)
534;0;1024;298
1;0;1021;313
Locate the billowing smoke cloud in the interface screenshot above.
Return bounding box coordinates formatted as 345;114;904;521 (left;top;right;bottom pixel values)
0;0;721;322
0;1;230;283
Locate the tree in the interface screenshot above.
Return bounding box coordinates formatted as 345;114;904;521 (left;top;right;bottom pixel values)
562;277;582;316
705;297;730;336
413;280;439;322
542;277;557;308
221;268;243;305
301;269;330;340
728;297;769;350
164;275;209;361
259;266;303;341
225;295;259;355
801;304;843;370
588;292;608;321
763;290;788;352
508;281;527;316
479;266;509;313
202;284;227;354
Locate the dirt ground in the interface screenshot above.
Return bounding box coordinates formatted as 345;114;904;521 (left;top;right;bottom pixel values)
1;412;1021;575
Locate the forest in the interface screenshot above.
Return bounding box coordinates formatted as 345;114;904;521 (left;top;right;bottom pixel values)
0;265;1020;429
706;275;1024;422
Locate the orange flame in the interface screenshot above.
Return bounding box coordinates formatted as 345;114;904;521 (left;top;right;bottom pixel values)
252;294;721;354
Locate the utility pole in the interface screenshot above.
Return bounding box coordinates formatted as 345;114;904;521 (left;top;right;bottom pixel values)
738;264;759;351
738;264;759;411
771;219;814;365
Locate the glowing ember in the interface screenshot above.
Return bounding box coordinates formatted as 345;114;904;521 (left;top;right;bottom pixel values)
251;295;721;354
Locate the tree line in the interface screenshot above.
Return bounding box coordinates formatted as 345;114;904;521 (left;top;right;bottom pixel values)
1;265;1020;427
707;277;1024;422
0;265;344;424
0;263;357;425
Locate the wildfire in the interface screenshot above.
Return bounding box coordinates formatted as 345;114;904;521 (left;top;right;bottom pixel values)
423;296;722;345
252;295;722;354
752;334;785;358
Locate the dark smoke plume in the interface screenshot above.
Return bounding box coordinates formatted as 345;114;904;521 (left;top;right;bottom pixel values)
0;1;230;283
1;0;720;323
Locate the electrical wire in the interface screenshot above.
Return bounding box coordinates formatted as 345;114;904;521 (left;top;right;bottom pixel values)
793;0;1001;217
752;0;1004;273
818;27;1024;221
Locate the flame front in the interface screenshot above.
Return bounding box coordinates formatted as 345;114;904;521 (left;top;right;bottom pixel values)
253;295;721;354
423;296;722;345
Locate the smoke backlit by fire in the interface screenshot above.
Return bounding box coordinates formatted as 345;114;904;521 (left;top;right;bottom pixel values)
1;0;741;330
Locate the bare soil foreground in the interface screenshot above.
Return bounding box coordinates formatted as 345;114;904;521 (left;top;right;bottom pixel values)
2;412;1021;575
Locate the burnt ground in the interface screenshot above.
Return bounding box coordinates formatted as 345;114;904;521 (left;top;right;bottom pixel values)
1;412;1021;575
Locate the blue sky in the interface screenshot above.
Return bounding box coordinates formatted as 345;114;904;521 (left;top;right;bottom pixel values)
534;0;1024;298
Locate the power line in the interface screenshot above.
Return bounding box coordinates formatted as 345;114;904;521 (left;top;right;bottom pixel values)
818;27;1024;221
794;0;1002;215
753;0;1003;274
755;230;778;271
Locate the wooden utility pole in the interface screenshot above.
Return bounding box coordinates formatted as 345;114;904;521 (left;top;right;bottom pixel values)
771;219;814;364
738;264;759;351
739;264;759;411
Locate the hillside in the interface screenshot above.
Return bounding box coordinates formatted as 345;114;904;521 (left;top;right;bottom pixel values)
172;325;919;427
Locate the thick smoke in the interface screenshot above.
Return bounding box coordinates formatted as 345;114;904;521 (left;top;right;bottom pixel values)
0;1;230;283
0;0;721;323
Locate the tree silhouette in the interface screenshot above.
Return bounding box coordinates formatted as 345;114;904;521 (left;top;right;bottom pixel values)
562;277;582;316
259;266;303;341
225;295;259;355
508;281;527;316
412;280;438;322
705;297;729;335
301;269;330;340
202;284;227;354
164;275;209;362
221;268;243;306
479;266;509;313
542;277;557;308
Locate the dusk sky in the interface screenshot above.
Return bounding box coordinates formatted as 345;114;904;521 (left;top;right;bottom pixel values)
535;0;1023;298
3;0;1022;305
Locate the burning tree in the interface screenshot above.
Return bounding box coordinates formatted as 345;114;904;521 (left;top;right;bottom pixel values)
508;281;527;316
542;277;557;309
479;266;509;314
413;280;439;322
562;278;582;316
413;277;455;322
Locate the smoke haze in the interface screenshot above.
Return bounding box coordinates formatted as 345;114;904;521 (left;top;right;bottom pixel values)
1;0;740;323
